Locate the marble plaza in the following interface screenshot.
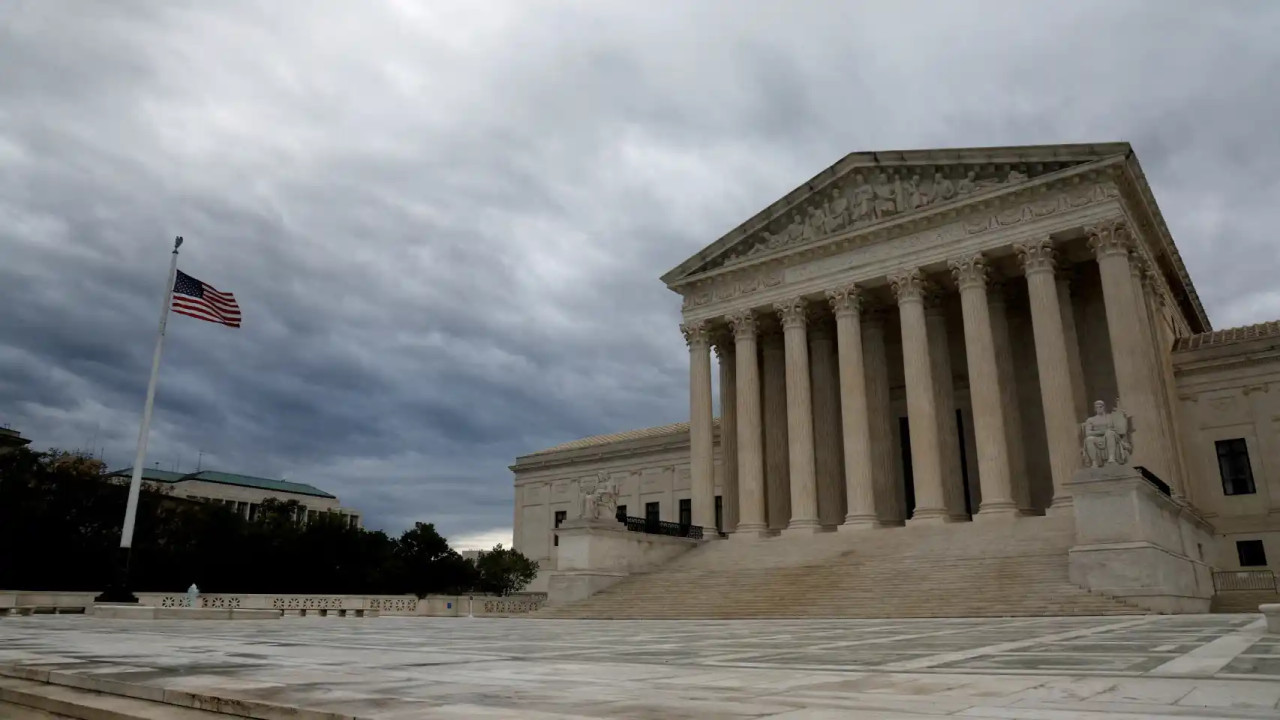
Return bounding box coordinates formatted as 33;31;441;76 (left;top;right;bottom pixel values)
3;615;1280;718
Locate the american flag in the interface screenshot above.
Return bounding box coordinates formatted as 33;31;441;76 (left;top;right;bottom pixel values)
171;270;241;328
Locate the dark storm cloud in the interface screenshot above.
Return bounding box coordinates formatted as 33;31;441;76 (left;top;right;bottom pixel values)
3;0;1279;545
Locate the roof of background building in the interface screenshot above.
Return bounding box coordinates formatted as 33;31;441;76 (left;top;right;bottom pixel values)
0;427;31;446
108;467;337;499
525;417;722;457
1173;320;1280;352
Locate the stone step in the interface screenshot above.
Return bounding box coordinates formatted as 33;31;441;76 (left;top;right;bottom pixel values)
538;514;1145;619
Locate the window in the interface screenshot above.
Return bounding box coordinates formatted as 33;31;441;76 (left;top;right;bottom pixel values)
679;498;692;526
616;504;627;520
1216;439;1256;495
1237;540;1267;567
715;496;723;532
645;502;660;523
554;510;566;547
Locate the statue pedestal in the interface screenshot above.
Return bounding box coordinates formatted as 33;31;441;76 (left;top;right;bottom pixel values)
1066;466;1215;613
546;518;700;606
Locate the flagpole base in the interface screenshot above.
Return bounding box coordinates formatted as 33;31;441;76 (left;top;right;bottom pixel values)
94;547;139;604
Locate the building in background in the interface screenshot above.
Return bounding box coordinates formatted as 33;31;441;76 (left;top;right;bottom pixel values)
106;467;362;528
0;427;31;455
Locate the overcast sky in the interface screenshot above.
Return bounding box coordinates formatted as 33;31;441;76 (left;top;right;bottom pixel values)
3;1;1278;548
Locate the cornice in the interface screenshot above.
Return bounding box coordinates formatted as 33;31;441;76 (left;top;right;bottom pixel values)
1112;155;1212;333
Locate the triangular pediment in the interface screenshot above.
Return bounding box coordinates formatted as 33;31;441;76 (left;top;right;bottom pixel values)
661;142;1133;285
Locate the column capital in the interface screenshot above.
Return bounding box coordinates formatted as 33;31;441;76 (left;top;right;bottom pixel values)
888;268;930;304
727;309;758;340
712;330;736;360
774;297;808;330
1014;237;1057;276
948;252;990;292
680;320;711;348
1086;219;1134;259
826;285;862;317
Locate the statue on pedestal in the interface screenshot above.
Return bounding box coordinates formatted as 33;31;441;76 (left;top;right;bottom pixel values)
1081;399;1133;467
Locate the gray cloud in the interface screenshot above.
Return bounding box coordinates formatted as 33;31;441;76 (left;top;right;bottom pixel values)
3;0;1279;542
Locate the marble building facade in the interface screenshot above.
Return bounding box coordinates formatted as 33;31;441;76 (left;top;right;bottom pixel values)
512;143;1280;591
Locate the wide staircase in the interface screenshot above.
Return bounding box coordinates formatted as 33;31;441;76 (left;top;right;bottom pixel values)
537;512;1146;619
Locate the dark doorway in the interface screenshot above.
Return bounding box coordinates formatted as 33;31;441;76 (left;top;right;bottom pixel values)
899;417;916;517
956;408;973;516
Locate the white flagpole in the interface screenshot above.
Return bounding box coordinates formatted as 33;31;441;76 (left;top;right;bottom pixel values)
118;236;183;550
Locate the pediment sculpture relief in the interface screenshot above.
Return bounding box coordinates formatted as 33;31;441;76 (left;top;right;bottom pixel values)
724;167;1034;268
1081;399;1133;468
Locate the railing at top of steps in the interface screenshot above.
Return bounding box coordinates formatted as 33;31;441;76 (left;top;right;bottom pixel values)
1212;569;1277;592
618;514;705;540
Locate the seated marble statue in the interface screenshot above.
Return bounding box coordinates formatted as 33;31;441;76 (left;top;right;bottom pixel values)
579;473;619;520
1081;400;1133;467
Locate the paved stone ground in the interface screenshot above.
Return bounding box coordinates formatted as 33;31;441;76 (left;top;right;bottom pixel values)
1;614;1279;718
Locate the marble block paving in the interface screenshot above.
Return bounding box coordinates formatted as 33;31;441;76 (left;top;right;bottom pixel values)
1;614;1279;718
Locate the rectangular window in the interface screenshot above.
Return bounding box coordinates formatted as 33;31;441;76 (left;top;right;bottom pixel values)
679;498;692;526
554;510;566;547
1216;438;1256;495
645;501;660;523
714;495;723;532
616;504;626;520
1237;539;1267;567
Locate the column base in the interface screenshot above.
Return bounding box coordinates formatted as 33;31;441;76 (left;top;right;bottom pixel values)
974;501;1019;521
908;508;954;525
730;524;773;540
1047;495;1075;515
838;514;890;531
782;520;827;536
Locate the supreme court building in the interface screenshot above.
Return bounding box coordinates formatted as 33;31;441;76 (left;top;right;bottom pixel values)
512;143;1280;592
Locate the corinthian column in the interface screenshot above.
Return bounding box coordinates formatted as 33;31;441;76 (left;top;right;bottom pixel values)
924;295;967;520
682;320;715;530
988;283;1033;514
1088;221;1158;474
1131;256;1176;486
949;253;1017;518
776;298;820;532
828;285;879;528
714;335;738;533
1014;238;1077;510
728;310;767;537
863;309;901;523
889;269;949;522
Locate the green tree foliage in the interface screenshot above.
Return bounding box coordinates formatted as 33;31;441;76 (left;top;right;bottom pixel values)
473;544;540;596
0;448;539;596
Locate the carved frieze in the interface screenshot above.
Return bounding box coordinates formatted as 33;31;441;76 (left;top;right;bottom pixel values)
681;182;1120;311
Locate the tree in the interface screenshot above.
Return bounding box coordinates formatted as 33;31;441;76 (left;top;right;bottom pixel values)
394;522;476;597
473;544;539;596
0;447;512;597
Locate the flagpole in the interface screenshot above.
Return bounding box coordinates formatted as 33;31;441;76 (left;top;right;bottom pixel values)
96;236;183;603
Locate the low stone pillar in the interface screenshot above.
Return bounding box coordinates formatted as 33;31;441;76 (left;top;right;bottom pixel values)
547;517;699;605
1066;465;1214;613
1261;604;1280;634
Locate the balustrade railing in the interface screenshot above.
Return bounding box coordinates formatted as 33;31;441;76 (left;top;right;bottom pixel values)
1133;465;1172;497
619;515;704;540
1212;569;1277;592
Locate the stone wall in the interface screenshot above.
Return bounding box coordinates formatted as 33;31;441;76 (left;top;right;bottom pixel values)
0;591;547;617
